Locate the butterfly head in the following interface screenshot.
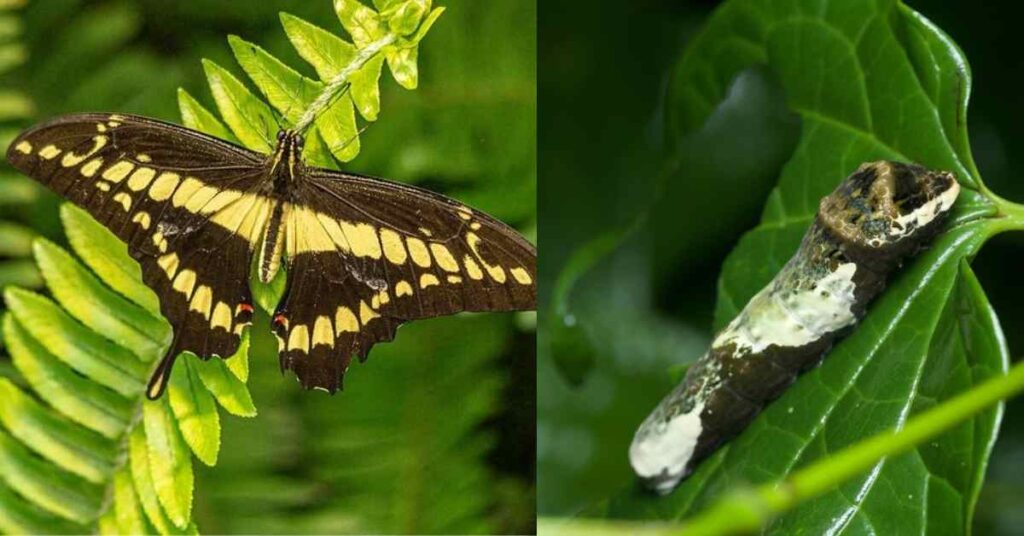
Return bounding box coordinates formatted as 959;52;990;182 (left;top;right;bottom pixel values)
272;129;305;181
818;160;959;253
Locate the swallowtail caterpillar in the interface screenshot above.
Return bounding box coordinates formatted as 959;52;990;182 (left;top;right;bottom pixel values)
630;161;960;494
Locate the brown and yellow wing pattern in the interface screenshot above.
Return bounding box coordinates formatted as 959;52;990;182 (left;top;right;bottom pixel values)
6;113;269;398
273;171;536;391
6;112;537;397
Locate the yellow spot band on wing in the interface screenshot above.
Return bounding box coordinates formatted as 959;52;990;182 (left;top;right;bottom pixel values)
430;243;459;272
102;161;135;183
463;255;483;280
173;269;197;298
380;228;407;265
190;285;213;320
511;267;533;285
113;192;132;211
61;135;107;167
200;190;242;214
466;232;506;283
312;316;334;348
359;300;379;324
157;253;179;279
39;145;61;159
149;172;180;201
406;237;431;268
396;281;413;297
335;306;359;334
341;221;382;259
288;325;310;353
80;158;103;177
14;141;31;154
132;212;152;230
172;177;203;208
127;167;156;191
316;213;350;252
211;302;233;331
420;273;440;288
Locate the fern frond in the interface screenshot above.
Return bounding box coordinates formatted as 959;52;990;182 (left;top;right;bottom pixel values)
183;0;444;166
0;204;256;534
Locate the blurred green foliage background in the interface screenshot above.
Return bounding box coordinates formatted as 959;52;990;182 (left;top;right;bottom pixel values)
538;0;1024;532
0;0;536;533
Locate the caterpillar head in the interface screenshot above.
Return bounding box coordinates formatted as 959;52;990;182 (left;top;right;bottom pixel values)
818;161;959;259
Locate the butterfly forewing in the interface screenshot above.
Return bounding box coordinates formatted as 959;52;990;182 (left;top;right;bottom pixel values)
7;113;268;397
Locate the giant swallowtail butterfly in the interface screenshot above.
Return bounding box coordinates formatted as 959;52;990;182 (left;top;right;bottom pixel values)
6;113;536;399
630;161;960;494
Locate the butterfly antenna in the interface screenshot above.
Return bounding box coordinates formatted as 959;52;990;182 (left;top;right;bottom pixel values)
333;122;371;155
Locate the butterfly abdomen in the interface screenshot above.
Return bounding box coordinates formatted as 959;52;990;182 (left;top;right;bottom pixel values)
629;161;960;494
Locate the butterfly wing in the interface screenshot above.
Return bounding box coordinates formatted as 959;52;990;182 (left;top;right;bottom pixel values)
6;113;272;398
274;168;536;391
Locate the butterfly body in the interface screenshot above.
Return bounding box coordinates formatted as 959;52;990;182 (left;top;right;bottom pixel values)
7;113;536;399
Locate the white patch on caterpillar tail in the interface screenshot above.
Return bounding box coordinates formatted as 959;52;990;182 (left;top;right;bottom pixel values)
890;180;960;239
629;401;705;495
713;263;859;355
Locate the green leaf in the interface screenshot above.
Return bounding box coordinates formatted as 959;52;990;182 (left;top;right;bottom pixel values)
350;55;384;121
201;59;277;153
249;261;287;314
224;329;250;382
0;483;86;535
169;358;221;466
227;35;321;125
129;425;176;535
61;203;161;315
280;12;357;81
0;428;102;524
192;353;258;418
280;12;382;122
3;287;148;396
112;466;150;535
385;44;418;90
33;238;170;360
0;378;116;484
2;314;133;438
603;0;1010;531
177;87;238;144
334;0;387;48
410;6;445;45
143;397;194;528
382;0;428;36
316;90;361;161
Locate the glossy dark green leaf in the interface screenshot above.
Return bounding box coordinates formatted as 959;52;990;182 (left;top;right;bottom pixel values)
604;1;1009;531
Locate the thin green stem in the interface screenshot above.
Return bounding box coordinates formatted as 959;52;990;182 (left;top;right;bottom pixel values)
540;359;1024;536
292;33;395;133
984;189;1024;236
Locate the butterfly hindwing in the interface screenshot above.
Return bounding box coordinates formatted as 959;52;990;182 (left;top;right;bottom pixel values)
272;170;536;392
6;113;269;397
8;112;537;397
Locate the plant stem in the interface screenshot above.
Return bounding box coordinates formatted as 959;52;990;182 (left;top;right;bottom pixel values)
540;359;1024;536
293;33;395;133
